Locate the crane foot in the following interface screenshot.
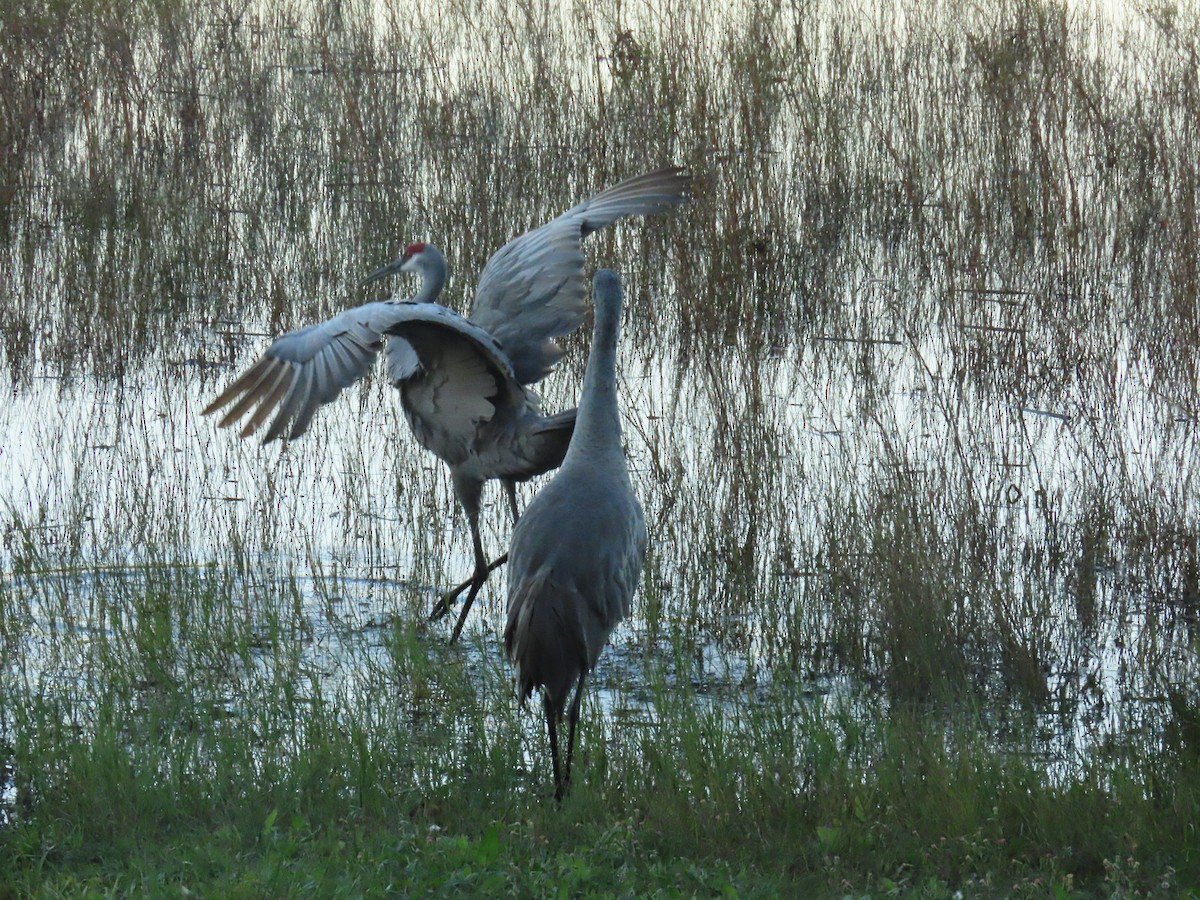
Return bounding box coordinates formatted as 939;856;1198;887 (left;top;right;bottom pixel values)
427;553;510;623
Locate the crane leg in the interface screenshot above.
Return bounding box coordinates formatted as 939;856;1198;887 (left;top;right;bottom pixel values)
429;477;511;628
445;520;491;645
563;672;586;796
504;479;520;523
545;693;565;802
448;574;485;644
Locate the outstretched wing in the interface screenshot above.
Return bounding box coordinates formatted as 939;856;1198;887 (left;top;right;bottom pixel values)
469;167;691;384
385;318;517;467
203;301;519;445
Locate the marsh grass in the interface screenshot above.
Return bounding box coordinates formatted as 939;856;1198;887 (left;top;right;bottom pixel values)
2;0;1200;892
4;608;1198;894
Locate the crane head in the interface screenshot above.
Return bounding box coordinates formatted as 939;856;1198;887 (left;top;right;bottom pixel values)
362;242;445;296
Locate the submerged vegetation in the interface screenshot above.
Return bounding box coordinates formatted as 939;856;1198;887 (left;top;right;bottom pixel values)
1;0;1199;893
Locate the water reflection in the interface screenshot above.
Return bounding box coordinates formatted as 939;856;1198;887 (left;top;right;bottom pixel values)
4;290;1196;763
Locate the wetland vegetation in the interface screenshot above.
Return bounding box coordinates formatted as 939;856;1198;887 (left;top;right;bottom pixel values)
2;0;1199;894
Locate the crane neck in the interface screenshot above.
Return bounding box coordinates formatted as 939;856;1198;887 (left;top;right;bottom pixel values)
414;246;447;303
565;282;624;467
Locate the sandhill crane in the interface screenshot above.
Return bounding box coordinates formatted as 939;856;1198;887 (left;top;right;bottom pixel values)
504;269;645;801
203;169;687;642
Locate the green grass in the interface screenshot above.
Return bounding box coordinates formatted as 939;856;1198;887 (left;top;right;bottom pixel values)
2;608;1198;895
1;551;1198;894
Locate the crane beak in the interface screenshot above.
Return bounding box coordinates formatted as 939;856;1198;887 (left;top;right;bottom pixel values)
362;258;404;287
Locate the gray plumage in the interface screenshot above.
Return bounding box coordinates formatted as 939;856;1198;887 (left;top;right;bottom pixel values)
203;169;688;642
504;268;646;802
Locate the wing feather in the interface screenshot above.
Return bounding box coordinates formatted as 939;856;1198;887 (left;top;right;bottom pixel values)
211;358;280;428
384;320;516;464
242;362;296;438
204;300;520;446
262;364;310;442
286;370;323;441
205;356;278;419
320;339;357;391
384;337;421;384
470;167;691;384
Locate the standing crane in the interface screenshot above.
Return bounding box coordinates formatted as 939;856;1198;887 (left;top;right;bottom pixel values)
504;268;645;802
203;168;688;642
